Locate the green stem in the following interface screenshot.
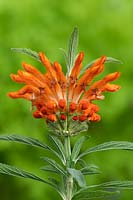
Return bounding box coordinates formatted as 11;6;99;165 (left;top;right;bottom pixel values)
64;136;71;159
66;174;73;200
64;136;73;200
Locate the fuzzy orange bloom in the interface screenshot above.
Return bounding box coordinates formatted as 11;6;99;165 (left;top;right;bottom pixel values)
8;52;121;124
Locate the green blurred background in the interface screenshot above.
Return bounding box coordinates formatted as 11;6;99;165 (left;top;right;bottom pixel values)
0;0;133;199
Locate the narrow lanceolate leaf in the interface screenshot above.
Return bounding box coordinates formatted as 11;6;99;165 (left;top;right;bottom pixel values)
41;165;58;174
80;166;101;175
67;168;86;188
49;135;66;164
60;48;69;72
99;181;133;190
71;136;88;163
0;134;49;150
72;189;120;200
67;27;78;73
41;157;67;176
0;134;63;162
11;48;41;62
79;141;133;158
105;57;123;64
80;56;122;76
0;163;51;185
77;159;88;168
83;181;133;192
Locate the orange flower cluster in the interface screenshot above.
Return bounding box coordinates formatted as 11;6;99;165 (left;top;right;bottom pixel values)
8;52;120;123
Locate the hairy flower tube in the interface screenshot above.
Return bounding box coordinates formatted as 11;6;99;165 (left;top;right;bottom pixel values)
8;50;120;135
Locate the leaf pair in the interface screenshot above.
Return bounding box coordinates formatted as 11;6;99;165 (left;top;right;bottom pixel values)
0;163;50;185
79;141;133;159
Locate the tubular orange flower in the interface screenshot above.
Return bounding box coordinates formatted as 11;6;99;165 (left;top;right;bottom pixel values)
8;28;121;136
8;51;121;130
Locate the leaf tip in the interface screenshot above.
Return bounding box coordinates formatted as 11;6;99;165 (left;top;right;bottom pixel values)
106;57;123;65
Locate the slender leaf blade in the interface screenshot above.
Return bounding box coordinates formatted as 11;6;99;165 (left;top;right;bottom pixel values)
41;165;58;174
80;56;122;76
0;134;49;150
0;163;50;185
49;135;66;164
81;181;133;191
71;136;88;163
67;168;86;188
0;134;64;162
77;159;88;168
11;48;41;62
79;141;133;158
72;189;120;200
81;166;101;175
67;27;78;73
100;181;133;190
41;157;66;176
60;48;69;71
106;57;123;64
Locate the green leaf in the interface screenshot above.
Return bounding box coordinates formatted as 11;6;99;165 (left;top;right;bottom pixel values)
77;160;100;175
81;181;133;191
81;165;101;176
105;57;123;64
0;163;51;185
72;189;120;200
0;134;49;150
80;56;122;76
11;48;41;62
79;141;133;158
49;135;66;164
0;134;66;163
99;181;133;190
67;168;86;188
77;160;99;170
77;159;88;168
71;136;88;163
67;27;78;74
41;157;67;176
41;165;58;174
60;48;69;72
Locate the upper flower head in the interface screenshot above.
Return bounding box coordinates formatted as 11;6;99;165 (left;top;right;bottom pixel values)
8;51;121;135
8;28;121;136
